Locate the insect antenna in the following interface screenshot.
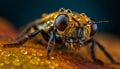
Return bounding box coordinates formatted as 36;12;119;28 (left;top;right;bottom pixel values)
91;21;109;24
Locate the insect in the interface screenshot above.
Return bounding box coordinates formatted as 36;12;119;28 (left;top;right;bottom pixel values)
3;8;117;64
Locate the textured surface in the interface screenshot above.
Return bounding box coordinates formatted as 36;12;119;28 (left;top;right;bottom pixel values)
0;18;120;69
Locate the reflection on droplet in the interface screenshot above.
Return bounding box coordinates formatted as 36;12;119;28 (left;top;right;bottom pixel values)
51;57;55;60
7;54;10;57
23;51;28;55
21;49;26;54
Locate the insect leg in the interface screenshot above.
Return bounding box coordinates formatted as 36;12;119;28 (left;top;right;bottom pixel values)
3;30;41;48
90;39;104;64
46;31;55;59
95;41;119;64
16;23;39;39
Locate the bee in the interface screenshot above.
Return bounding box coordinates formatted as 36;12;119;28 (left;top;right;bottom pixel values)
3;8;117;64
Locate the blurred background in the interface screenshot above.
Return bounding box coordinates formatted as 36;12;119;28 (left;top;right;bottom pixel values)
0;0;119;36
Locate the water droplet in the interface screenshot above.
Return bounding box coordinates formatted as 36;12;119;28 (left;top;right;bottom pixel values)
51;57;55;60
45;60;51;64
12;58;21;66
31;49;36;53
0;49;2;52
7;54;10;57
1;51;5;55
12;53;15;57
0;63;4;67
50;65;55;69
21;49;25;54
4;60;10;64
40;61;44;65
32;53;36;56
34;57;40;62
30;57;40;65
54;63;59;67
26;55;32;59
37;53;43;57
23;51;28;55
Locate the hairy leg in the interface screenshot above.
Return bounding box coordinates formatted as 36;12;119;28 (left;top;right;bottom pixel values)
3;30;41;48
46;31;55;59
90;39;104;64
96;40;119;64
16;22;39;40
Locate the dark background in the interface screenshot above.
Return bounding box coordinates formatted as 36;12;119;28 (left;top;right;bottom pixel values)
0;0;119;36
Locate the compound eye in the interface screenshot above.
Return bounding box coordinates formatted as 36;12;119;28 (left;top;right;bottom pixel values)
59;8;65;12
55;14;69;31
66;9;72;13
90;19;97;36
